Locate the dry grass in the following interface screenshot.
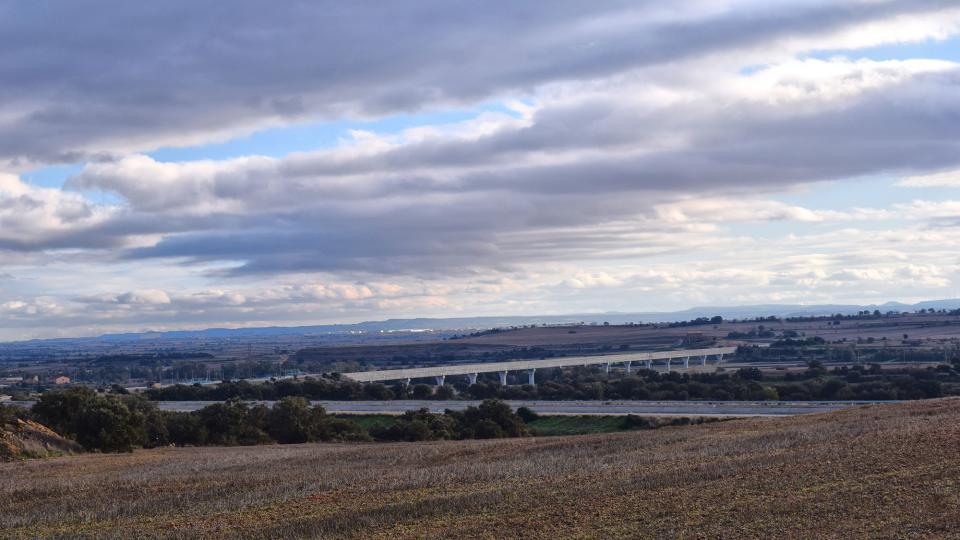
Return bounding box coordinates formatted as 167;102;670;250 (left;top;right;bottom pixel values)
3;399;959;539
0;419;81;462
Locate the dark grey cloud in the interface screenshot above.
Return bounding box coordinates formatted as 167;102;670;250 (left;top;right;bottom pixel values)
0;0;951;164
61;65;960;279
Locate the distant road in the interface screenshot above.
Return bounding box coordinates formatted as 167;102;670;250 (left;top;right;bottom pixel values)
150;399;893;416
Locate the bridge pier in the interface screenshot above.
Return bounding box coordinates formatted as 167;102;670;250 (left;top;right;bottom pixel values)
405;378;411;386
665;358;671;372
683;356;690;369
717;353;724;364
604;362;611;374
645;359;652;370
700;355;707;366
625;360;632;374
499;370;508;385
527;369;536;386
434;375;446;386
467;372;478;385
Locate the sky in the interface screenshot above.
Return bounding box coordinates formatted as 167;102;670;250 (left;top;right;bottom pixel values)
3;1;960;340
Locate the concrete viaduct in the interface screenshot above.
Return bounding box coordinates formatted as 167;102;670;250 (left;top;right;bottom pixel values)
341;346;737;386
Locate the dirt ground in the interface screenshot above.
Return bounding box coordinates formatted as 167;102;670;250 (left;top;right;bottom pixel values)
3;398;959;539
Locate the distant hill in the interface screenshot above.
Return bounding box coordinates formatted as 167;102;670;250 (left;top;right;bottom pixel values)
4;299;960;346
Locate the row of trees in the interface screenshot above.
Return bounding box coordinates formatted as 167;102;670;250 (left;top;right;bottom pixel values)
22;387;534;452
370;400;528;441
145;362;958;402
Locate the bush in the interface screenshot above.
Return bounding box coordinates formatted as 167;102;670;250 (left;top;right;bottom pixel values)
267;397;370;443
448;399;528;439
0;403;28;426
516;406;539;423
622;414;656;430
472;419;505;439
434;384;456;400
372;400;529;441
411;384;433;399
370;408;457;441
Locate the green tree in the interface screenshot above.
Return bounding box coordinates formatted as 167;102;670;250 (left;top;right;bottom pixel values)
450;399;528;439
165;412;207;446
33;387;146;452
267;396;316;443
434;384;456;400
411;384;433;399
196;398;269;446
122;394;169;448
516;406;539;423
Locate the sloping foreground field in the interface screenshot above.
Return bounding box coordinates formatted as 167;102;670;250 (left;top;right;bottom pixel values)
3;400;959;539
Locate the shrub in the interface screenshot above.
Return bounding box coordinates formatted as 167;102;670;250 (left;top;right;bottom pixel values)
448;399;528;439
516;406;539;423
411;384;434;399
622;414;656;430
370;408;457;441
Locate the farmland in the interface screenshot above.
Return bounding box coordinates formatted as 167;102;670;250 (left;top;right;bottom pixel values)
3;398;958;539
5;311;960;394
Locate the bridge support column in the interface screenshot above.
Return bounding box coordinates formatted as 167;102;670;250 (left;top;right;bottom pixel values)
683;356;690;369
527;369;536;386
645;359;652;370
625;360;632;374
604;362;611;374
717;353;724;364
700;355;707;366
405;378;411;386
467;372;478;385
499;370;508;385
665;358;671;372
434;375;445;386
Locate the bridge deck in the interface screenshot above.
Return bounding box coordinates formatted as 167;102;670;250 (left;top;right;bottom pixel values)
341;346;737;383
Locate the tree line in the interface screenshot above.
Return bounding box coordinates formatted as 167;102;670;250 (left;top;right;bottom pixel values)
8;387;535;453
144;362;958;402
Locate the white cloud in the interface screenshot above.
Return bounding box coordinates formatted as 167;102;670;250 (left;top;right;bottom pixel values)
48;57;960;278
897;169;960;188
4;1;960;338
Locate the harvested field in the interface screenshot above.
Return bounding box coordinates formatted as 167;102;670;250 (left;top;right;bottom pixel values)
455;315;960;347
3;399;959;539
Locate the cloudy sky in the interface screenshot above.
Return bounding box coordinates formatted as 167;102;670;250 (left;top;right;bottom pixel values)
3;1;960;340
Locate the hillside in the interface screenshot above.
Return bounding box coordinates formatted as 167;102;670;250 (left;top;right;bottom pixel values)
0;418;80;462
3;399;959;538
295;312;960;365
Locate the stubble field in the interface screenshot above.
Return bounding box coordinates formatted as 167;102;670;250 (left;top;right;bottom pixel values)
2;398;959;539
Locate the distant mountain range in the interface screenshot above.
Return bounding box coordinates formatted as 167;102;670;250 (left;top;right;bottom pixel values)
6;299;960;346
